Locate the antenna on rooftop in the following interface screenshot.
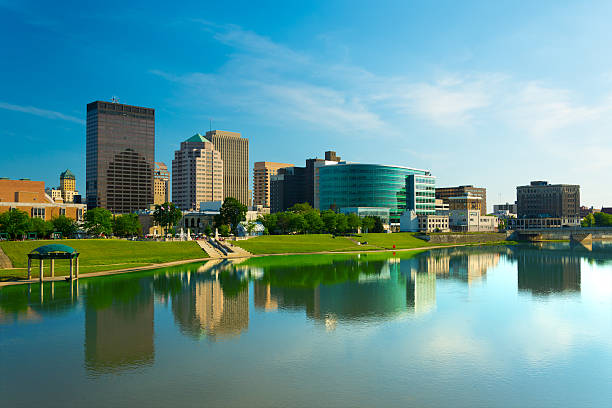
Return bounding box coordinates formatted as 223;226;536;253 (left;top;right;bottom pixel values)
111;96;120;103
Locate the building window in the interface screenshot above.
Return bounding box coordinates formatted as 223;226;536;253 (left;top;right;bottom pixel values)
32;208;45;219
60;208;66;216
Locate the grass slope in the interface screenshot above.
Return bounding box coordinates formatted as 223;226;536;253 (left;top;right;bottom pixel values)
0;239;207;280
233;233;434;255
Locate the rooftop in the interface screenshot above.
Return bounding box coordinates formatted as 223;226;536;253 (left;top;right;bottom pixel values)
60;169;75;179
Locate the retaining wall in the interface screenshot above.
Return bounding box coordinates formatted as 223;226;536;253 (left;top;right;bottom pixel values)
423;233;508;244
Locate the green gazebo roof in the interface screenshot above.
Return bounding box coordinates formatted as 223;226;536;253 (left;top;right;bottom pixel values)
30;244;76;255
185;133;207;143
60;169;76;179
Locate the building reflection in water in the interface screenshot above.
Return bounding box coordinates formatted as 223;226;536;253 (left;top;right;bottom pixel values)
511;247;581;295
170;262;249;341
250;248;506;326
84;278;154;374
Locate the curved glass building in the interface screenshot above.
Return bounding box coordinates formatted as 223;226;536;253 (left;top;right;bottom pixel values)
318;163;435;224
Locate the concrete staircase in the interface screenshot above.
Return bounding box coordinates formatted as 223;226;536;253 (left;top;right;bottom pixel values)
196;239;252;259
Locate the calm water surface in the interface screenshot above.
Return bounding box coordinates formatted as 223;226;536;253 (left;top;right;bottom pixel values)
1;243;611;407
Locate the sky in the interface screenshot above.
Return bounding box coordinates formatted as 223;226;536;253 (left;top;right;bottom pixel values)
1;0;611;210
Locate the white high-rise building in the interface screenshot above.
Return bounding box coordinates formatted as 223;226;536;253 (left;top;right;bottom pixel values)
172;134;224;211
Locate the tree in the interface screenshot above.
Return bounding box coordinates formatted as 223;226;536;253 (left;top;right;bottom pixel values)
335;213;348;234
84;208;113;237
581;214;595;227
304;210;324;233
289;213;307;233
153;202;183;233
361;216;375;233
289;202;313;214
29;217;53;238
204;224;213;236
321;210;337;234
113;213;142;237
372;216;385;233
594;212;612;226
218;224;230;237
259;213;278;234
0;209;30;240
346;213;361;233
220;197;247;234
52;215;77;238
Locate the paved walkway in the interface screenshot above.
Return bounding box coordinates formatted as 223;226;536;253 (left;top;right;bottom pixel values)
0;246;12;269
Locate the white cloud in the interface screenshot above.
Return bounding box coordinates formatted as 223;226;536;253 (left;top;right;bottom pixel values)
0;101;84;124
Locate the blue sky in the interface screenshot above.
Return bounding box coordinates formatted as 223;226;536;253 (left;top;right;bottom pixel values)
1;0;611;209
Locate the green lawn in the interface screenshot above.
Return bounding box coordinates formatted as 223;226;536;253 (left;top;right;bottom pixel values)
357;232;437;249
232;234;378;254
0;239;207;281
232;233;435;255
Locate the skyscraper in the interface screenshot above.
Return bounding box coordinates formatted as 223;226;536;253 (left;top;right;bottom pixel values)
204;130;249;206
86;101;155;213
253;161;294;208
172;134;224;211
153;162;169;205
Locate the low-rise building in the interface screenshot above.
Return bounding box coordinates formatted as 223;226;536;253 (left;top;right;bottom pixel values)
449;210;498;232
0;178;86;222
418;214;450;233
494;202;517;214
399;211;450;233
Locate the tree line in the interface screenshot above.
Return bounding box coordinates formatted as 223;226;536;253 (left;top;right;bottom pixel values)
581;212;612;227
257;203;384;235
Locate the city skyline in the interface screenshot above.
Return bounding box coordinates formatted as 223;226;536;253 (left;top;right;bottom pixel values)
1;1;612;208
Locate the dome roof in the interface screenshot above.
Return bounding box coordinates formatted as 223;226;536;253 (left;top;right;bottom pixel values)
30;244;76;255
60;169;75;179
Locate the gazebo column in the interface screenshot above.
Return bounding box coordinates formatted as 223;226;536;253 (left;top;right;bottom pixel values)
50;259;55;278
69;258;73;280
75;256;79;279
27;257;31;280
39;259;44;282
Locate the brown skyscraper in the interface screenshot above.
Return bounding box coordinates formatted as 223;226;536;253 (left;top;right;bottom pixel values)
86;101;155;213
204;130;249;206
253;161;294;208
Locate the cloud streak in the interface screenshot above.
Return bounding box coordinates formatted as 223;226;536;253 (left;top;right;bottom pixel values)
0;101;84;124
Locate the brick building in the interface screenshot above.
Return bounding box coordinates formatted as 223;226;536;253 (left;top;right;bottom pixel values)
0;178;86;221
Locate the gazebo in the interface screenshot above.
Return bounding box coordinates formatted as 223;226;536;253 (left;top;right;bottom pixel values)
27;244;80;282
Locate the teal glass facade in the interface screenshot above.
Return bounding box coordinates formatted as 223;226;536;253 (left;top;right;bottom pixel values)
318;164;434;224
406;174;436;215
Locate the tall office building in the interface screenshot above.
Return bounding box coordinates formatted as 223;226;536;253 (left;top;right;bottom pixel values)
86;101;155;213
253;162;294;208
172;134;224;211
153;162;169;205
204;130;249;206
436;185;487;215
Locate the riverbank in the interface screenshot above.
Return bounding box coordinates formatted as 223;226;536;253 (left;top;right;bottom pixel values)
0;239;207;281
231;233;444;254
0;233;513;286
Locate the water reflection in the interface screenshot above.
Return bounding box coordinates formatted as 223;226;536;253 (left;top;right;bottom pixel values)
84;277;154;374
508;246;581;296
1;242;611;378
